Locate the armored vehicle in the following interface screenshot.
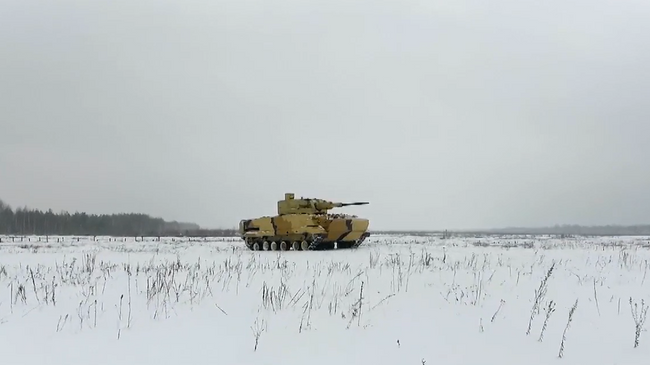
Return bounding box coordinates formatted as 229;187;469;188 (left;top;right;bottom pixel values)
239;193;370;251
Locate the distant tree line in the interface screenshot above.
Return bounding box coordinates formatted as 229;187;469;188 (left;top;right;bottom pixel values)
0;199;238;237
484;224;650;236
4;197;646;237
375;224;650;237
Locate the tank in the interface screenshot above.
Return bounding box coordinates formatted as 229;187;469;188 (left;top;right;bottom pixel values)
239;193;370;251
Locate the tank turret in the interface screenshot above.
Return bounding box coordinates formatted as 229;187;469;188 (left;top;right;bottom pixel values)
277;193;369;215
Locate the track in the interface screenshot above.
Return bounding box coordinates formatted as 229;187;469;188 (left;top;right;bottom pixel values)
243;232;370;251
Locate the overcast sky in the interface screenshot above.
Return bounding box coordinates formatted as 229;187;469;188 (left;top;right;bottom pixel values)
1;0;649;230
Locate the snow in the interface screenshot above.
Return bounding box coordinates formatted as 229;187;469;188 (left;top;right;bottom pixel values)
0;234;649;364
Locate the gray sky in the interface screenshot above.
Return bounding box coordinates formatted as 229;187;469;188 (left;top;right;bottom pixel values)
1;0;650;231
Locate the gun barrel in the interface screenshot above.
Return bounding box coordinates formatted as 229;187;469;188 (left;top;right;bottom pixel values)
340;202;369;206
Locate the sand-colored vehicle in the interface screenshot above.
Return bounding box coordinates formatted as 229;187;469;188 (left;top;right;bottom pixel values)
239;193;370;251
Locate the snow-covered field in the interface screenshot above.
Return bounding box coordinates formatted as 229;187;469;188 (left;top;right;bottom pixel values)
1;234;649;364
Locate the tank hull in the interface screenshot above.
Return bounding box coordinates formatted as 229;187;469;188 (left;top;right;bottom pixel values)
239;213;370;251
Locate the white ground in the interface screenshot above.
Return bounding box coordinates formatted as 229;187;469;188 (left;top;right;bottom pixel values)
0;234;649;364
